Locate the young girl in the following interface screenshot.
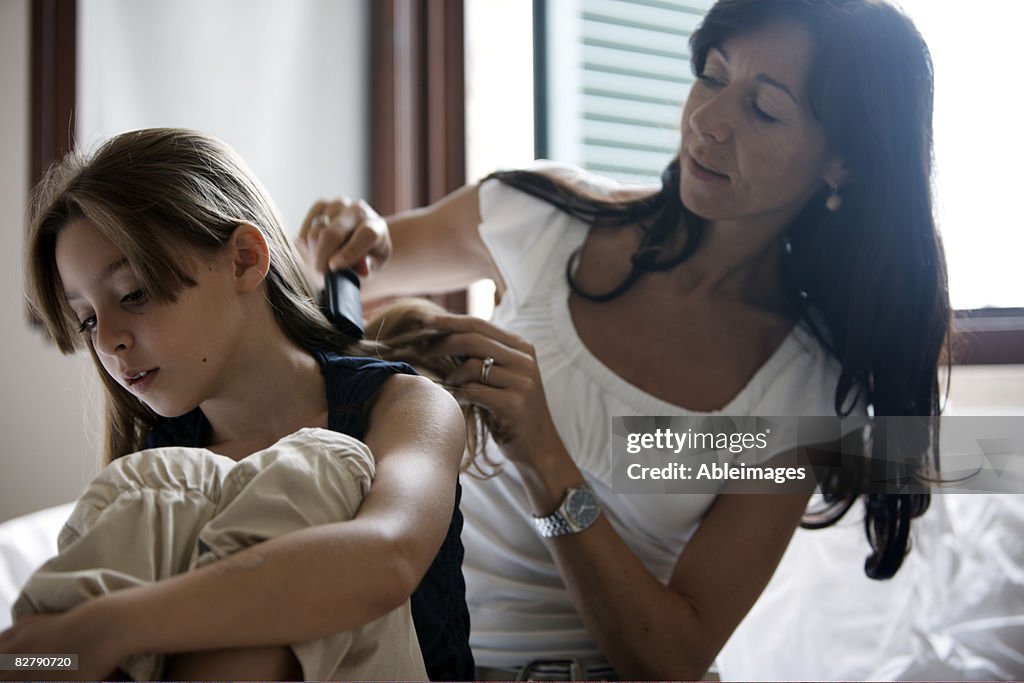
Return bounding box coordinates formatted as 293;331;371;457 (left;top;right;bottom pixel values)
10;128;471;680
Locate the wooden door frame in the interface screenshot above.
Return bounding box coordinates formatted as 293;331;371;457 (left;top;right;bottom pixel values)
31;0;77;188
370;0;467;313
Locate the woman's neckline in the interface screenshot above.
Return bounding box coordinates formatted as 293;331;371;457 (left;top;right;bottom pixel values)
549;225;803;415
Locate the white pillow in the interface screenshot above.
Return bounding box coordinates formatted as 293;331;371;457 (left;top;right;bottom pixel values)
0;503;74;629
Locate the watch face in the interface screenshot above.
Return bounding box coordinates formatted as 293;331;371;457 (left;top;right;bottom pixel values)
565;487;600;528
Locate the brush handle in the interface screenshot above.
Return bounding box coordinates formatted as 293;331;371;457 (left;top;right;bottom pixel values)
324;269;365;340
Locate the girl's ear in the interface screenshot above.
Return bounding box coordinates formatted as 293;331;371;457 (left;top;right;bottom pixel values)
229;223;270;293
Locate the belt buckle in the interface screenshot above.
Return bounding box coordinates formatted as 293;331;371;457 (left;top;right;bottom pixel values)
515;657;587;681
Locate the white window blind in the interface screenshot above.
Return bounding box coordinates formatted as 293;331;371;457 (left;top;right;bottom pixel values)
543;0;714;184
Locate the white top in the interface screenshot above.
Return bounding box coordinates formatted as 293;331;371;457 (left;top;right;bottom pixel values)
461;163;850;668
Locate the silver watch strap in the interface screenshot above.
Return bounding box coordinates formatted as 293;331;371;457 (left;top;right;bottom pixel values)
532;484;601;538
533;511;575;537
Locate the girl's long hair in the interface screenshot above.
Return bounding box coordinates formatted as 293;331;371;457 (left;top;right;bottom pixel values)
487;0;950;579
25;129;491;473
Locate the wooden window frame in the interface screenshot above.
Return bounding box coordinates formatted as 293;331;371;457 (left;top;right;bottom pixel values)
953;308;1024;365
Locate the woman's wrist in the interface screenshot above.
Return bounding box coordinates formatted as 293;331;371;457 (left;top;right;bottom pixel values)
513;438;586;516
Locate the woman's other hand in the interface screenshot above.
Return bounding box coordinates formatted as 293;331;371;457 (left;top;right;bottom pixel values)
298;198;391;279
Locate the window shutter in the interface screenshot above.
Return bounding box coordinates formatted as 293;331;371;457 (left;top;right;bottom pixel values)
542;0;713;183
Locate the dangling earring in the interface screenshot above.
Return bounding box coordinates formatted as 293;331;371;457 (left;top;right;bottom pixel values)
826;182;843;212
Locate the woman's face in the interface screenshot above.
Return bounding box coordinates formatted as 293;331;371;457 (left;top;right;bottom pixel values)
679;22;840;230
55;218;245;418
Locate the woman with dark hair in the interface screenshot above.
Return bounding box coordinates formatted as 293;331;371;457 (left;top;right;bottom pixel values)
300;0;949;678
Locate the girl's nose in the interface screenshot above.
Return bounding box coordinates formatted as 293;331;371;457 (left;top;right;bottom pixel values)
94;316;132;356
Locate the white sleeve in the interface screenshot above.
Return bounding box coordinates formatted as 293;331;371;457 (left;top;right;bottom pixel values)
477;161;655;312
476;173;571;312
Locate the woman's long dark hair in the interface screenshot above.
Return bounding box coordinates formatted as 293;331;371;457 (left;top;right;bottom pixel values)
489;0;950;579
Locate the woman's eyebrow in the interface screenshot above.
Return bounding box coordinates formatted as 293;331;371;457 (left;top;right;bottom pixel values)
756;75;799;105
64;257;131;302
711;44;800;106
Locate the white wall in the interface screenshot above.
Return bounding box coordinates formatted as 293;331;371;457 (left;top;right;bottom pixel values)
1;0;369;523
77;0;369;236
0;0;101;523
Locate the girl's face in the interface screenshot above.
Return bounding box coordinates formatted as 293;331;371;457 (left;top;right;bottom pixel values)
55;218;245;417
679;22;840;231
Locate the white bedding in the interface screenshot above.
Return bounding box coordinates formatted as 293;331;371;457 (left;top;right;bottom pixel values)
717;493;1024;680
0;502;74;630
2;496;1022;679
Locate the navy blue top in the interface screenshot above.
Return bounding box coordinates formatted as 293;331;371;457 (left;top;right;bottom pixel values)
145;351;473;680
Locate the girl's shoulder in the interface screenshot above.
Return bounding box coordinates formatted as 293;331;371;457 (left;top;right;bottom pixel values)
316;351;418;440
315;351;417;407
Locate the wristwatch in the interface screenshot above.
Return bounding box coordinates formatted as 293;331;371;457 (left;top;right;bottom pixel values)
532;483;602;537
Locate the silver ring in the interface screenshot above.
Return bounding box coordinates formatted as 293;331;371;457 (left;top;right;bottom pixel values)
480;357;495;385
